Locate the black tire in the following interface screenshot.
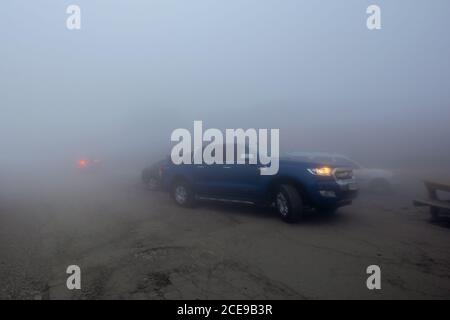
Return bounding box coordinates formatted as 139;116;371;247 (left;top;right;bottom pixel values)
171;180;196;208
145;176;160;191
274;184;304;223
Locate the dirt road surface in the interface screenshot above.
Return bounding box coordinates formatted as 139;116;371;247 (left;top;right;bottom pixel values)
1;169;449;300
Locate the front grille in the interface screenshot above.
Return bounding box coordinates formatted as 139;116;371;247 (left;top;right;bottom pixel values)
333;168;353;180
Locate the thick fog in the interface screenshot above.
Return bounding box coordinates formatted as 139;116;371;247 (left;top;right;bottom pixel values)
1;0;450;177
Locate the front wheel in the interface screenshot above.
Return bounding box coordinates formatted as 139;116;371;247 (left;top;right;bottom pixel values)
275;184;304;223
171;180;196;207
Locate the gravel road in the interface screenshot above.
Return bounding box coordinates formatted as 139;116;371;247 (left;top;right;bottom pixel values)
1;170;449;299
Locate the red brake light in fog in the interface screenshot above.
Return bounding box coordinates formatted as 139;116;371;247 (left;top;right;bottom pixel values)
78;159;88;168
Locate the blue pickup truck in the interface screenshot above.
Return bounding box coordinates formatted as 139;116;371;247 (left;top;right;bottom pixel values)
159;147;358;223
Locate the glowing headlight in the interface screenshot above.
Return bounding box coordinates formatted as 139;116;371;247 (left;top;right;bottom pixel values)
307;167;333;176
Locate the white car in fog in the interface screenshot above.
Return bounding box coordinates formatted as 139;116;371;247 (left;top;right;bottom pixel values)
286;152;394;193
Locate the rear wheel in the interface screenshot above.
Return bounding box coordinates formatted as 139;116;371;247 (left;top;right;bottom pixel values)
145;176;159;191
142;169;159;191
275;184;304;223
171;180;195;207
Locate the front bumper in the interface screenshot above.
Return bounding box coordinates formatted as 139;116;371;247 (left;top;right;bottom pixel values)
310;178;358;207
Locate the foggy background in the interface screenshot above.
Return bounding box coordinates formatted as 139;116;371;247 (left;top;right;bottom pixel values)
1;0;450;176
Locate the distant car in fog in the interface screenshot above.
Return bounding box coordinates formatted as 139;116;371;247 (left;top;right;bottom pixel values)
285;152;394;193
76;157;102;171
142;159;166;190
161;145;358;223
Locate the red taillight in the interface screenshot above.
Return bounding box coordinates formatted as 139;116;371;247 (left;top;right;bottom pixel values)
78;159;88;168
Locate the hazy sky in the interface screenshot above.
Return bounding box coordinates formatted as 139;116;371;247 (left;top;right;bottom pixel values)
1;1;450;168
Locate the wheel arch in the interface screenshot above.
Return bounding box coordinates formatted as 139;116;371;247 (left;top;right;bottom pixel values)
266;176;311;205
171;174;188;184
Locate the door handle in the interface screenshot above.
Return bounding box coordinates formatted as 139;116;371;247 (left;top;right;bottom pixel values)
223;166;232;169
